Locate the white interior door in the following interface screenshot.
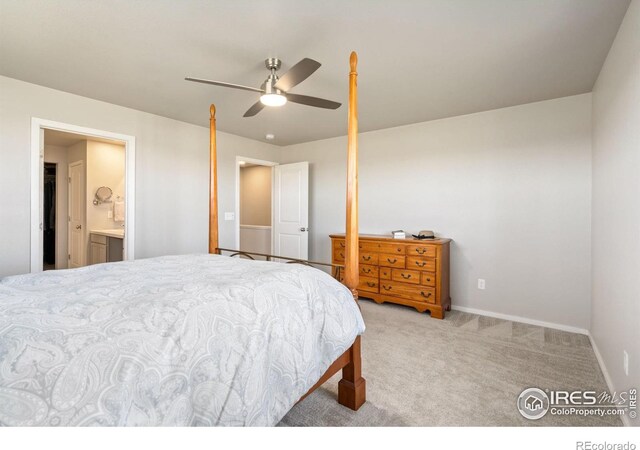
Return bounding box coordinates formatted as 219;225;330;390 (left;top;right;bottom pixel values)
274;162;309;260
68;160;86;268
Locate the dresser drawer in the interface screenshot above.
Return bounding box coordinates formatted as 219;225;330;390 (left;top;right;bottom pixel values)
407;244;437;258
379;267;392;280
333;239;346;251
380;282;436;304
391;268;421;285
359;242;380;253
421;272;436;287
360;253;378;265
334;239;378;253
332;249;345;263
379;254;405;268
359;276;379;293
407;257;436;272
360;264;378;277
378;243;405;254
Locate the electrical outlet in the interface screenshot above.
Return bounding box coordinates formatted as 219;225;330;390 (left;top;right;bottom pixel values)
624;350;629;376
224;212;235;221
478;279;486;290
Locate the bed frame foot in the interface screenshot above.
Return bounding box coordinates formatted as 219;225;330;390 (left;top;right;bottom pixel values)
337;335;366;410
338;377;366;411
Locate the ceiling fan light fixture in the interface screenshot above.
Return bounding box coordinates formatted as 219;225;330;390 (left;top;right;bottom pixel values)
260;93;287;107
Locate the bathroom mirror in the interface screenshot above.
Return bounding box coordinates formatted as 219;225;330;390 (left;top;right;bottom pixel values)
93;186;113;205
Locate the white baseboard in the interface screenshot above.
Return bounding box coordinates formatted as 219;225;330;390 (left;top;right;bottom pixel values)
588;332;632;427
450;305;589;335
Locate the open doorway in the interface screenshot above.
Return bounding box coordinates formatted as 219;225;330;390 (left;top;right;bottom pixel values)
42;129;126;270
236;157;277;259
31;119;136;273
43;163;57;270
235;156;309;260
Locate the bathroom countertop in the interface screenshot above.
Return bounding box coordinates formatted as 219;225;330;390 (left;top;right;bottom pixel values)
91;229;125;239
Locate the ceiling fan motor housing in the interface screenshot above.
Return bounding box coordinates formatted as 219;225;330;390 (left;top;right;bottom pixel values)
265;58;282;71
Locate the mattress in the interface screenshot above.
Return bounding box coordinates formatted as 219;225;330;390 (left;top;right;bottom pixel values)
0;254;365;426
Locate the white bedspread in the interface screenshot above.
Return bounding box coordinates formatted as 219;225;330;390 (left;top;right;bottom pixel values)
0;255;364;426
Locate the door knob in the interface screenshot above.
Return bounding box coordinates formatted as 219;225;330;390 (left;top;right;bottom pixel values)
300;227;308;232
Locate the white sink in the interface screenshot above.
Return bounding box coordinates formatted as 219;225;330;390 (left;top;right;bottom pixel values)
91;229;125;239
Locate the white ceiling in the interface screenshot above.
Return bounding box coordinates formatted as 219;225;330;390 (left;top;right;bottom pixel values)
0;0;630;146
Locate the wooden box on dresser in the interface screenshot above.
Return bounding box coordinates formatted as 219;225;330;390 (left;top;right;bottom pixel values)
330;234;451;319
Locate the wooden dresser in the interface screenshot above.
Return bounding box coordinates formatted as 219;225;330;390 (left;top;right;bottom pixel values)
330;234;451;319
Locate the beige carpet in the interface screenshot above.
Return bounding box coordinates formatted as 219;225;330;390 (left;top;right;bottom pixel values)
280;300;621;426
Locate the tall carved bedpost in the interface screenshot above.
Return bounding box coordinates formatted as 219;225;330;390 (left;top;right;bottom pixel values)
338;51;366;411
209;104;219;254
344;52;359;301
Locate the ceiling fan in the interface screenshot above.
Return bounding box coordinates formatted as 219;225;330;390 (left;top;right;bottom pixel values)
186;58;341;117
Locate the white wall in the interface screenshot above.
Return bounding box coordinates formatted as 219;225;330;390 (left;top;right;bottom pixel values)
43;144;68;269
86;140;126;233
281;94;593;330
239;225;271;259
0;75;280;277
591;0;639;426
239;165;272;226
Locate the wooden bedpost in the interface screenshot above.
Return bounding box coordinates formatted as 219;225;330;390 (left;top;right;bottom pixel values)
344;51;359;301
338;51;366;411
209;104;219;254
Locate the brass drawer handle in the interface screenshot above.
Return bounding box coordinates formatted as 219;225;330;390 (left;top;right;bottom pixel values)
382;285;392;291
387;258;397;263
401;273;412;279
339;252;344;259
363;255;371;261
415;261;426;267
366;282;375;287
416;248;426;255
420;291;432;298
425;277;431;282
363;268;372;274
340;242;345;247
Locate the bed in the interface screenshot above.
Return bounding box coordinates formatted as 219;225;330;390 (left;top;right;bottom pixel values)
0;52;365;426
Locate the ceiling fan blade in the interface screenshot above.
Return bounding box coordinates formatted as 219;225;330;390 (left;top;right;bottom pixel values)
274;58;321;92
243;101;266;117
185;77;263;93
286;93;341;110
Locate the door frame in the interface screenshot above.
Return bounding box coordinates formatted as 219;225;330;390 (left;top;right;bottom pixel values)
234;156;278;251
30;118;136;273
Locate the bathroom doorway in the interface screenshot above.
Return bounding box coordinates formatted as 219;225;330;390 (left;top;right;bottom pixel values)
31;119;136;273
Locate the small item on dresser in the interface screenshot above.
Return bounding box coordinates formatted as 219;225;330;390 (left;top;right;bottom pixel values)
412;230;435;240
391;230;406;239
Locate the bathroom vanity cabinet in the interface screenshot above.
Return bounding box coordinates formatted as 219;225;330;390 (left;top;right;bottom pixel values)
89;230;124;265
